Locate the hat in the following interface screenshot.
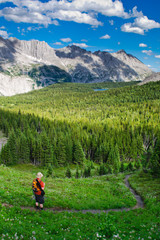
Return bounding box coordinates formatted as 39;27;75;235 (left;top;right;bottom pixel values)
36;172;43;178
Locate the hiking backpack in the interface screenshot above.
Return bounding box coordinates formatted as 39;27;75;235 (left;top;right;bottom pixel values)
32;179;41;192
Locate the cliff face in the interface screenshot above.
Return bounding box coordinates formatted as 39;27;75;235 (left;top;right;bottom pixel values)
0;37;152;96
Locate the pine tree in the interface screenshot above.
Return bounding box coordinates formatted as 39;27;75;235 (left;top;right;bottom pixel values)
108;144;120;174
73;141;85;165
75;166;80;179
57;136;67;166
41;133;53;166
46;163;54;177
66;167;72;178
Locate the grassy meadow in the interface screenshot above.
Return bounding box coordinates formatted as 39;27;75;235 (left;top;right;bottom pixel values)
0;164;136;209
0;164;159;239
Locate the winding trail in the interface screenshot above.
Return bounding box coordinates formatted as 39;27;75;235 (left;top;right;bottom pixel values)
2;175;144;214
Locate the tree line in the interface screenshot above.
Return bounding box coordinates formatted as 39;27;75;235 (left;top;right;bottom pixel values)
0;81;160;174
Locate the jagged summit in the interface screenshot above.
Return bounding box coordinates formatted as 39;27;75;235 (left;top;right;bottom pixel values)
0;37;152;96
116;49;127;54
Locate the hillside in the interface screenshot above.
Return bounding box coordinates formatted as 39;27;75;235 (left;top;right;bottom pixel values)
0;81;159;175
139;72;160;85
0;81;160;239
0;37;152;96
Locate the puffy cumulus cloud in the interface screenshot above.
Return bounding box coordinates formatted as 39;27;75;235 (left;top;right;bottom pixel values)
0;29;9;38
121;23;144;35
72;43;89;48
0;0;130;27
0;7;52;25
139;43;147;47
61;38;72;43
142;50;153;56
135;16;160;30
130;6;143;18
100;34;111;39
50;10;101;26
121;15;160;35
71;0;129;18
155;55;160;59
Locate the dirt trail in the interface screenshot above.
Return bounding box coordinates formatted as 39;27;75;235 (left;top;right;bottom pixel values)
1;174;144;214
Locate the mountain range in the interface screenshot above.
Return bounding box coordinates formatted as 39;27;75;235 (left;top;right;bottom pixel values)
0;37;152;96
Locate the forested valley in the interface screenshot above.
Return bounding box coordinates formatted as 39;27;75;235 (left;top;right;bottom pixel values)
0;81;160;175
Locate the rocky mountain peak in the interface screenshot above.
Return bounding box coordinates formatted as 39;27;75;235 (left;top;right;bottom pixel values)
0;37;153;96
116;49;127;54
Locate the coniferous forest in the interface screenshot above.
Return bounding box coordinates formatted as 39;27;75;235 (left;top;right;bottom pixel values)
0;81;160;175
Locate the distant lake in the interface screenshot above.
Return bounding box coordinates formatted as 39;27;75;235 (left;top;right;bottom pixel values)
93;88;109;91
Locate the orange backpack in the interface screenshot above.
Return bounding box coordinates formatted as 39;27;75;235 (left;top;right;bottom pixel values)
32;179;41;192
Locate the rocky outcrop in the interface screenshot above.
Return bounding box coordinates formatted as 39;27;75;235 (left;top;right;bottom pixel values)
139;72;160;85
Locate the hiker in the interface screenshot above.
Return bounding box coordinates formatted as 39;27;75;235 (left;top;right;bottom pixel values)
32;172;45;210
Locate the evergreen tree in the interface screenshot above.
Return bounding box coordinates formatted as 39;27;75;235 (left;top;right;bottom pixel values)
41;133;53;166
66;167;72;178
75;166;80;179
108;144;120;174
99;163;107;176
46;163;54;177
73;141;85;165
57;136;67;166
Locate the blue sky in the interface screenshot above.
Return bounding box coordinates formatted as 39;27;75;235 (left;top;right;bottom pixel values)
0;0;160;72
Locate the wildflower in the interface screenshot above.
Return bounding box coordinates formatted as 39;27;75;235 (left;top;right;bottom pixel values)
32;231;36;235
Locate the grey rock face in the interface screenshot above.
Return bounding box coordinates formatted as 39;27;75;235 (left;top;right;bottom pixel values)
139;72;160;85
55;45;152;83
0;37;152;96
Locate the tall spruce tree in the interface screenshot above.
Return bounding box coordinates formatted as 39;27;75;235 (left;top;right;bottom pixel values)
73;141;85;165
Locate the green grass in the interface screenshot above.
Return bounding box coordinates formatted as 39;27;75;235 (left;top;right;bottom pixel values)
0;168;159;239
0;164;136;210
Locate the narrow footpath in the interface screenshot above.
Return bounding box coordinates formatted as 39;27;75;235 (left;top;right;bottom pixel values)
2;175;144;214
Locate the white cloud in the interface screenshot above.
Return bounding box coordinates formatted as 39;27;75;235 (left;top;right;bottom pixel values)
0;26;6;29
60;38;72;43
135;16;160;30
139;43;147;47
121;23;144;35
118;42;120;45
100;34;111;39
121;15;160;35
155;55;160;58
0;0;130;27
104;49;114;52
0;7;52;26
71;0;129;18
0;29;9;38
53;42;63;45
147;65;151;67
142;50;153;56
109;20;114;25
81;39;88;42
72;43;89;48
130;6;143;18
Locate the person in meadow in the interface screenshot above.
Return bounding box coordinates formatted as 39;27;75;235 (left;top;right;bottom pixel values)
32;172;45;210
